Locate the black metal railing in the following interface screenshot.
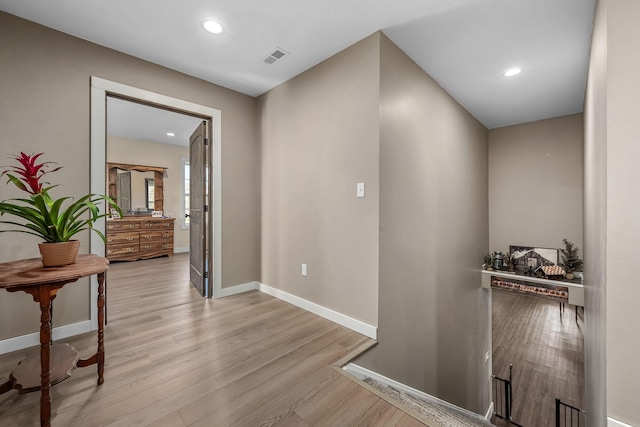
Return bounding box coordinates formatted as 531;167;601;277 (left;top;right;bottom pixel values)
492;364;514;421
555;398;586;427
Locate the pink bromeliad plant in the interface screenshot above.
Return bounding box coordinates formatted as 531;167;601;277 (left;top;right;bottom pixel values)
0;152;122;243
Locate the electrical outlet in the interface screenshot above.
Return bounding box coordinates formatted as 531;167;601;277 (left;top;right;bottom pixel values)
357;182;365;198
301;264;307;277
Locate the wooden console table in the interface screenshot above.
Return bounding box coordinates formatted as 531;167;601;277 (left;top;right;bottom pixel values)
0;254;109;427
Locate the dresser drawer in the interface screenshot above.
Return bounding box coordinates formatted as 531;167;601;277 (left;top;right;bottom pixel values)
140;220;174;231
105;218;174;261
139;231;173;243
139;241;173;252
106;243;139;257
106;231;139;245
106;221;140;232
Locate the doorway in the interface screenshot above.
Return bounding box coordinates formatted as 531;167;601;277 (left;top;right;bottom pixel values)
106;97;210;298
90;77;222;330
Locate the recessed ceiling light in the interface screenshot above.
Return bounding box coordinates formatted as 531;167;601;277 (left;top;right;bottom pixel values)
504;68;522;77
203;19;224;34
166;132;175;137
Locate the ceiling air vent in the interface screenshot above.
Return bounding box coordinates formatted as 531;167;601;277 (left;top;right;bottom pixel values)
263;47;288;65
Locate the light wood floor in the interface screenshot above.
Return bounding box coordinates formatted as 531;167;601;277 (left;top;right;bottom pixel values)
491;289;585;427
0;254;427;427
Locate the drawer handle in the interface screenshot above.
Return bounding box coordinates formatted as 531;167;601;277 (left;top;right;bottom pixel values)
127;237;134;241
107;225;114;229
164;223;171;227
107;249;112;254
145;223;153;227
127;247;134;252
143;245;151;249
163;234;170;238
145;235;152;239
107;237;113;242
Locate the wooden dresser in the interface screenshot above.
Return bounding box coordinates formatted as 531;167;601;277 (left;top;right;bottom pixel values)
105;217;175;261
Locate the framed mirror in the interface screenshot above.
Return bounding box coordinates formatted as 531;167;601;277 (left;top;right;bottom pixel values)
107;162;166;215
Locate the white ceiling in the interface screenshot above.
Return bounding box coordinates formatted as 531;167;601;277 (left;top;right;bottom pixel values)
1;0;596;130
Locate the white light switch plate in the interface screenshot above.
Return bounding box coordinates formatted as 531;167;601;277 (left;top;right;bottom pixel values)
357;183;365;198
301;264;307;277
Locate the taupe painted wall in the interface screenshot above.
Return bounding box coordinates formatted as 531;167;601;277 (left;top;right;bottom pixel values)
107;136;190;250
258;33;380;326
605;0;640;424
358;35;491;415
585;0;640;424
489;114;584;255
0;12;260;340
583;0;607;424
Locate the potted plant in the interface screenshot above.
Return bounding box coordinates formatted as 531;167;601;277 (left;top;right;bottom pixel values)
560;238;583;280
0;152;122;266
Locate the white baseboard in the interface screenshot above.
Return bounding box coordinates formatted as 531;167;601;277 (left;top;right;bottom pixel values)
344;363;489;422
257;282;377;339
0;321;91;355
218;281;259;298
609;417;635;427
173;247;189;254
484;402;494;421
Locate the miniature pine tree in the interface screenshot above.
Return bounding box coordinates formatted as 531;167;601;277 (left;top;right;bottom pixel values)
560;238;583;273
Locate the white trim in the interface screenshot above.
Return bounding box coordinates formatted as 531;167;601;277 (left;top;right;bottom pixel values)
180;157;190;230
344;363;490;422
257;282;377;339
219;281;259;298
90;83;107;331
211;111;222;300
0;321;91;355
173;247;190;254
609;417;635;427
485;402;494;421
90;76;223;319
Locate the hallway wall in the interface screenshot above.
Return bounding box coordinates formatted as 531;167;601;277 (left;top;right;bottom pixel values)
258;33;381;327
489;113;584;255
0;12;261;341
358;34;491;416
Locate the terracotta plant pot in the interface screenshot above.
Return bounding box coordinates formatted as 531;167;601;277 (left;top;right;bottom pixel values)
38;240;81;267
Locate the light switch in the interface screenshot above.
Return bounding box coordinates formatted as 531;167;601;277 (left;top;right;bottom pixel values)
357;182;365;198
302;264;307;277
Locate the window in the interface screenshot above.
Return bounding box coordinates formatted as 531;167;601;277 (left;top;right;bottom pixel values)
145;178;154;210
182;159;190;229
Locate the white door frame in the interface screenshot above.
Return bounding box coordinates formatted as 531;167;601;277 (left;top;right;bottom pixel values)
89;77;222;330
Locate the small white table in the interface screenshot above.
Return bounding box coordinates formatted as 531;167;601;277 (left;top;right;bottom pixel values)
482;270;584;322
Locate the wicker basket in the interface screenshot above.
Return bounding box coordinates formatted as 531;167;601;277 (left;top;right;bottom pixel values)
38;240;81;267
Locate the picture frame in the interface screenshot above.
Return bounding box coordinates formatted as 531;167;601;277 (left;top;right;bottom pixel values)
509;245;559;274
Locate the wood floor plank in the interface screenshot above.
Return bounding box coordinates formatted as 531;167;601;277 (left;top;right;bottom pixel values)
0;254;426;426
352;399;407;427
146;411;187;427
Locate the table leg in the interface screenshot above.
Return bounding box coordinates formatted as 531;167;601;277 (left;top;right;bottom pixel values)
76;271;106;384
97;271;105;385
0;380;12;394
38;284;53;427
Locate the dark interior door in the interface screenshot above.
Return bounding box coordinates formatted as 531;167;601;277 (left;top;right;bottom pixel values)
189;121;209;297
